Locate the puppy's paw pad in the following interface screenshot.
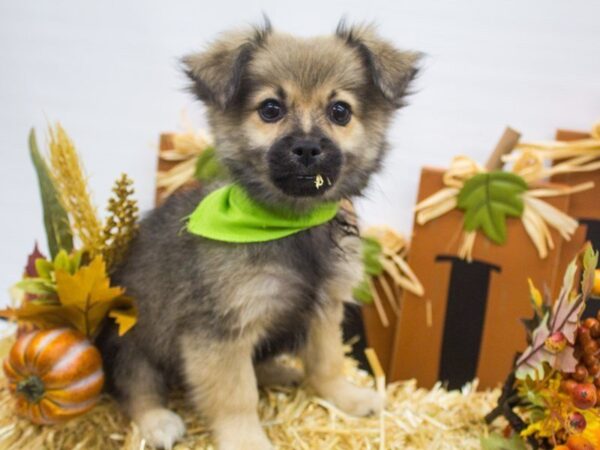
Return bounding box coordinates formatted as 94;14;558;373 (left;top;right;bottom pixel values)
137;408;185;450
256;363;303;387
321;380;384;417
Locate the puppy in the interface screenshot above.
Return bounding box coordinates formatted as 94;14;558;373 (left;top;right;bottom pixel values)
97;21;419;450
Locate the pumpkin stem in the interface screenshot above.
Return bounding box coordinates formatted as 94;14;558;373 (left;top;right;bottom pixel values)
16;376;45;404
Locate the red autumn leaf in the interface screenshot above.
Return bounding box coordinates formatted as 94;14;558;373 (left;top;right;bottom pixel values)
24;242;46;278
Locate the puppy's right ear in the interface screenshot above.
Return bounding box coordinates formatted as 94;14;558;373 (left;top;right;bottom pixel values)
182;22;272;109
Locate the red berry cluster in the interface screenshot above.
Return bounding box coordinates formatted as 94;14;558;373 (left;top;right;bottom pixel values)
561;317;600;409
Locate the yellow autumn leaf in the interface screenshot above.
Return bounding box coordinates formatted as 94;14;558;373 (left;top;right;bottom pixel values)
109;307;137;336
107;295;137;336
528;278;543;313
520;420;542;438
54;254;132;337
0;300;90;333
55;255;124;306
582;409;600;448
5;253;138;337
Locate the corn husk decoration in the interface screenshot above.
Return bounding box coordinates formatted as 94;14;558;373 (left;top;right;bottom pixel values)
503;120;599;257
414;128;595;261
156;126;228;202
354;227;424;327
504;120;600;181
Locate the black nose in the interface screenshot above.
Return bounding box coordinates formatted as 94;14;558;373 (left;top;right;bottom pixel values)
291;140;322;167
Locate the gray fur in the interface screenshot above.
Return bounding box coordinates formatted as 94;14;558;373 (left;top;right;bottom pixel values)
97;21;419;450
97;185;355;386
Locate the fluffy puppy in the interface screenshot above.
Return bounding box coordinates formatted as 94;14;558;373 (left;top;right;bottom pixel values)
97;21;419;450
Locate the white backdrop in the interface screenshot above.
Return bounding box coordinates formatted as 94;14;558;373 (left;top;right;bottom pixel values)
1;0;599;312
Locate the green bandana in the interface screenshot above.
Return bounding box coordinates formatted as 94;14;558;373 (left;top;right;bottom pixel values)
186;184;340;243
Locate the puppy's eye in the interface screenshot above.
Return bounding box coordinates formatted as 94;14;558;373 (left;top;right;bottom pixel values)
328;102;352;126
258;99;285;123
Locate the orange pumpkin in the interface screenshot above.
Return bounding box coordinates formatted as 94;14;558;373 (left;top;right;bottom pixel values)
2;328;104;424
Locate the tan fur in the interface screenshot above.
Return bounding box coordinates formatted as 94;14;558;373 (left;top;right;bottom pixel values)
181;335;272;450
179;233;376;450
214;266;297;336
301;299;384;417
104;21;419;450
241;34;375;161
126;359;186;449
300;232;384;416
245;83;366;150
255;359;303;387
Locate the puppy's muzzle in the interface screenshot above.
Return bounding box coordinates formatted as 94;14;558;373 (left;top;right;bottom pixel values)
268;133;342;198
291;139;322;167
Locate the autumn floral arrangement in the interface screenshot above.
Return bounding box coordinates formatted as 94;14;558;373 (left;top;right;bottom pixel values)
484;244;600;450
0;125;139;425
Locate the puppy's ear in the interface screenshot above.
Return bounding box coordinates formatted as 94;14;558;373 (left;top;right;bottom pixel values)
182;21;272;109
336;22;421;108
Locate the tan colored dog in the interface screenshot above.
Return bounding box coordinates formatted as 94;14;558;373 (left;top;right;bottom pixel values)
97;20;419;450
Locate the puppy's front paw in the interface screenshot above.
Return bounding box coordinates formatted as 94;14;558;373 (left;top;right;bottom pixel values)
137;408;186;450
318;378;384;417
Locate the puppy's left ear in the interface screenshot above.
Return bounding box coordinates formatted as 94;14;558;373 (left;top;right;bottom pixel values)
182;22;272;109
336;23;421;108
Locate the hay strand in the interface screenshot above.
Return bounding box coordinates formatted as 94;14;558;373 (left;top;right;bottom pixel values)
0;335;502;449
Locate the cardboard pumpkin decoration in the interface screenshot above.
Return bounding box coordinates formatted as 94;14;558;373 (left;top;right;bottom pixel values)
3;328;104;424
506;123;600;317
389;167;586;389
389;128;591;389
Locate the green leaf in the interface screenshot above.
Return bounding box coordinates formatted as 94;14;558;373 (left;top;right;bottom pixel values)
69;250;83;274
480;433;526;450
457;171;527;244
16;278;56;295
194;146;228;183
53;249;70;272
34;258;53;279
29;129;73;258
362;237;384;276
352;278;373;303
528;407;546;421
